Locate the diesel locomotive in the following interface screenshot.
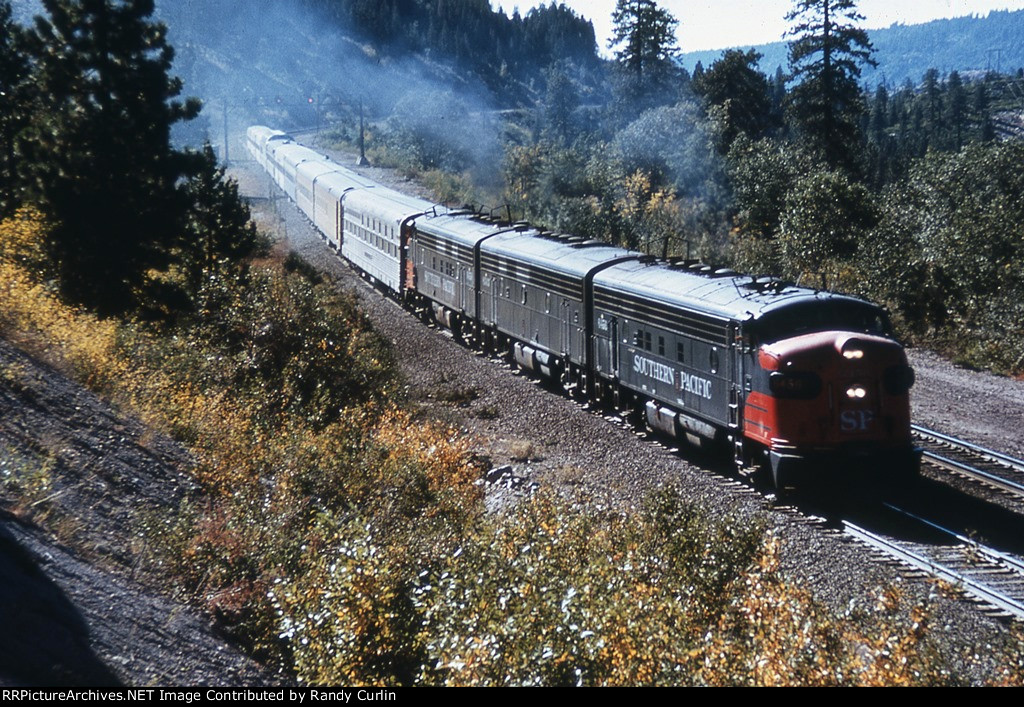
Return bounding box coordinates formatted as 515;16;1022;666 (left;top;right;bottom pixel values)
247;126;920;488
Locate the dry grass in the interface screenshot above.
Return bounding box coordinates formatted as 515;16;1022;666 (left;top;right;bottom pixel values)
507;439;541;463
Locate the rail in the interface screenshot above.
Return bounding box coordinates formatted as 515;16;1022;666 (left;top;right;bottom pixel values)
912;424;1024;498
845;505;1024;620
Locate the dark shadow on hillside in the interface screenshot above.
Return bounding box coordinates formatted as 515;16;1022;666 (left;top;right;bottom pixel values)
0;515;121;687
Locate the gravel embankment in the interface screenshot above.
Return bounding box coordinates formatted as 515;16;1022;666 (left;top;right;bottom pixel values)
237;148;1024;683
908;348;1024;459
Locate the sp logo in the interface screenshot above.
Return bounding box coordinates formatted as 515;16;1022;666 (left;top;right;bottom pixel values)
840;410;875;433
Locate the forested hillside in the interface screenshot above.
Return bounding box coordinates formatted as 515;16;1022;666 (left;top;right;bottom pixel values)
152;0;603;136
298;0;601;90
680;9;1024;87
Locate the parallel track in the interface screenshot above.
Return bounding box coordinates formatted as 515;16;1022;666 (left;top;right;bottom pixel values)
913;424;1024;500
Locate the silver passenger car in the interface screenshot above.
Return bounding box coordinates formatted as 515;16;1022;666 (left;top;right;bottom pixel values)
341;186;433;294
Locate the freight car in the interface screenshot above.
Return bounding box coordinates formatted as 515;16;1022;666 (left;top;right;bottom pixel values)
247;126;920;489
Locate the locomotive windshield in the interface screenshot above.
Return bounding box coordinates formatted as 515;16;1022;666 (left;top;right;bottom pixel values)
752;300;893;344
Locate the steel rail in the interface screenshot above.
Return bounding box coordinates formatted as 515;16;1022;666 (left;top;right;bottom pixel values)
911;425;1024;497
882;503;1024;576
843;516;1024;619
912;424;1024;472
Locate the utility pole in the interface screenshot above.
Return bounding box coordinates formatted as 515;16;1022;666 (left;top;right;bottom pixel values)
357;99;370;166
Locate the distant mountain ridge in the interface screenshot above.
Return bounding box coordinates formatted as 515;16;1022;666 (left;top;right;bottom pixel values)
679;9;1024;86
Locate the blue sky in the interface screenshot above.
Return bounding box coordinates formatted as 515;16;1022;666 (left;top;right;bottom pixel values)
500;1;1024;53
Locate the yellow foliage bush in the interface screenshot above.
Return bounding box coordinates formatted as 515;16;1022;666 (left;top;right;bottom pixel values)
0;209;126;389
373;409;482;514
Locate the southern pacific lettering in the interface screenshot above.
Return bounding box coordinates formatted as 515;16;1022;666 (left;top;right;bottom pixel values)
632;354;674;385
632;354;713;400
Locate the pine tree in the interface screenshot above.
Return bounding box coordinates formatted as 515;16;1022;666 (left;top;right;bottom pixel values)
608;0;680;114
785;0;875;171
693;49;777;151
181;143;260;301
19;0;201;315
946;70;967;149
542;63;579;145
922;68;942;146
869;83;888;143
973;80;994;142
0;1;30;218
609;0;678;75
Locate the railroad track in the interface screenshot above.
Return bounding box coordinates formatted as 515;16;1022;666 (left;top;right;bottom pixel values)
589;417;1024;620
845;503;1024;620
912;424;1024;500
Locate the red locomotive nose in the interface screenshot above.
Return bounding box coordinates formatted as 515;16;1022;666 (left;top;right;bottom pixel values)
746;330;915;484
745;329;921;483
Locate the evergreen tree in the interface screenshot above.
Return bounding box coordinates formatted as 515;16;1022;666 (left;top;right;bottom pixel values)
542;63;579;146
785;0;875;171
771;66;787;126
608;0;681;114
869;83;888;143
867;83;893;186
693;49;777;152
922;68;942;146
181;143;261;302
19;0;201;314
609;0;678;76
0;1;30;218
973;81;995;142
946;70;967;149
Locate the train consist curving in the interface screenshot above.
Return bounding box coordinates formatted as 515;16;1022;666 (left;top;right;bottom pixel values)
247;125;920;488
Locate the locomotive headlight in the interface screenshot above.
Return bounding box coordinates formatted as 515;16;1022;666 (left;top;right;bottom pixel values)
846;385;867;399
842;348;864;360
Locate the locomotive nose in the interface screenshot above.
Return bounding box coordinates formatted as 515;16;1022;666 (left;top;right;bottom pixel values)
755;330;917;487
760;329;914;438
831;333;916;396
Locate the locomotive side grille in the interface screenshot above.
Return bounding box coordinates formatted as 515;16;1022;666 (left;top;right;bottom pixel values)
415;230;475;261
595;288;730;346
479;253;582;299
